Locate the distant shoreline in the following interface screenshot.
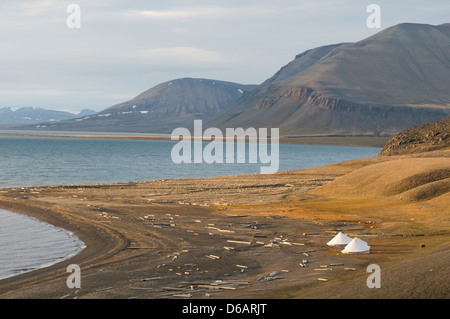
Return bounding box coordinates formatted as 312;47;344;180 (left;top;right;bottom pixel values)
0;132;388;148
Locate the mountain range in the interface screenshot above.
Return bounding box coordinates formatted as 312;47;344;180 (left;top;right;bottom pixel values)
32;79;256;133
17;22;450;136
210;23;450;136
0;107;96;127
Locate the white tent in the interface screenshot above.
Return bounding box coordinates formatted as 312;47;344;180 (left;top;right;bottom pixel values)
326;232;352;246
341;237;370;254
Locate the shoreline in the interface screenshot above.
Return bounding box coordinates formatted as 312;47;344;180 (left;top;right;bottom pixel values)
0;199;129;297
0;150;448;299
0;208;86;282
0;132;388;147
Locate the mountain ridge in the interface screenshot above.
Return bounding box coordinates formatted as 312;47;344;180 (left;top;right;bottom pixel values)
209;22;450;136
0;107;96;127
29;78;256;133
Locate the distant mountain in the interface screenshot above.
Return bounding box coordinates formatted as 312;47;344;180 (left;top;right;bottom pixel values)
77;109;98;117
0;107;97;127
210;23;450;137
34;78;256;133
379;116;450;156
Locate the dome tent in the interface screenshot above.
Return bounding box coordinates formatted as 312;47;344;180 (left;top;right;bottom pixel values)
341;237;370;254
326;232;352;246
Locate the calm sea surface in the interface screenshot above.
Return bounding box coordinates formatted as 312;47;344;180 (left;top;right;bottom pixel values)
0;134;381;281
0;135;381;188
0;209;85;280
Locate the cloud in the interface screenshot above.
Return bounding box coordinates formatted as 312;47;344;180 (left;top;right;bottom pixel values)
123;3;311;21
0;0;65;26
0;0;61;16
0;0;449;111
135;46;227;64
128;7;228;19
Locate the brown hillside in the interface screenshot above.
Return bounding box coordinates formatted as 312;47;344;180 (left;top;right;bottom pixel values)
309;157;450;200
379;117;450;156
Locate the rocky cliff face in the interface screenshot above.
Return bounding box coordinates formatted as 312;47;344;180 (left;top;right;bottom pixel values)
379;117;450;156
211;85;450;137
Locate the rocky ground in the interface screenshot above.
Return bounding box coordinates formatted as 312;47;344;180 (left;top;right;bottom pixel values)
379;117;450;156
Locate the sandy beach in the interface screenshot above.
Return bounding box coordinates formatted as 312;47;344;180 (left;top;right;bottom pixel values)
0;148;448;299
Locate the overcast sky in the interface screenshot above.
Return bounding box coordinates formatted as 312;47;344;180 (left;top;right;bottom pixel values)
0;0;449;112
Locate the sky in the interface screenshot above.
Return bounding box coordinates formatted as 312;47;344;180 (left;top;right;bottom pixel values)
0;0;449;112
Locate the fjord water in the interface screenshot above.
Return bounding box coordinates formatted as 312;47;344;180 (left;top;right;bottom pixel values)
0;135;381;188
0;209;85;280
0;135;380;281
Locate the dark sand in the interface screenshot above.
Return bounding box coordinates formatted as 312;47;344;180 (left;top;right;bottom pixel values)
0;150;448;299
